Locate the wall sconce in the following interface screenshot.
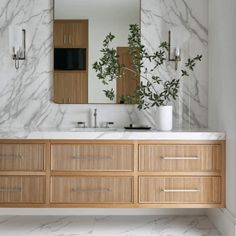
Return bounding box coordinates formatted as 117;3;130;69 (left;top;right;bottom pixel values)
168;30;181;70
11;29;26;69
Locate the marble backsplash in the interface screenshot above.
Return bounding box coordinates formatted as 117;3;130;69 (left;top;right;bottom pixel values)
0;0;208;129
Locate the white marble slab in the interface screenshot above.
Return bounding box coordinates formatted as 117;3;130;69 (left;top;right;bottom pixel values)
0;128;226;140
0;215;221;236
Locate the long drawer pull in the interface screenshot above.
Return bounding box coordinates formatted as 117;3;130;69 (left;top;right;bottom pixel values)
161;156;200;160
71;188;111;193
0;155;22;160
71;156;112;161
68;35;72;44
0;187;22;192
161;189;200;193
63;35;67;44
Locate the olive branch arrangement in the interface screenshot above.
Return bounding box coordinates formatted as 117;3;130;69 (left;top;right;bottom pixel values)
93;24;202;110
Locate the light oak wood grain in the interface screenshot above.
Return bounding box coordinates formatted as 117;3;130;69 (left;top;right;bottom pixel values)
51;144;134;171
0;139;225;208
0;176;45;203
139;144;222;172
54;20;88;48
139;176;221;204
53;71;88;104
0;144;45;171
53;20;88;104
51;176;133;204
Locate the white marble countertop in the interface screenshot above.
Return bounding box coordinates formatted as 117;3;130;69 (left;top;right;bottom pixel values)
0;128;226;140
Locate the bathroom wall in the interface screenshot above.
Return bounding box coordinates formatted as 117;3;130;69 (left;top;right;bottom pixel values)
0;0;208;129
142;0;208;129
208;0;236;235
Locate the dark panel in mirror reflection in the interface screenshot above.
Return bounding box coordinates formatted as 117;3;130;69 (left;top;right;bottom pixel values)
53;0;140;104
54;48;86;71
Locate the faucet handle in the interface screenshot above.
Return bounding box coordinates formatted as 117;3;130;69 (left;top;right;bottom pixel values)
105;122;114;128
77;121;86;128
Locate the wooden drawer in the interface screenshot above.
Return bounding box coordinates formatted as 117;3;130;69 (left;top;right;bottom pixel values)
51;176;133;203
139;144;222;172
0;144;45;171
0;176;45;203
139;176;221;204
51;144;134;171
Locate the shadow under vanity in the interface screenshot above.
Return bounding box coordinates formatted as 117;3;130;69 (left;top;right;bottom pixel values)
0;130;225;208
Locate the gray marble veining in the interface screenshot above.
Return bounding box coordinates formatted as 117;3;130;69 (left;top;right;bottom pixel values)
141;0;208;130
0;215;221;236
0;0;208;130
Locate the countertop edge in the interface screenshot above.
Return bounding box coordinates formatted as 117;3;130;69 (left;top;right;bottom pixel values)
0;130;226;140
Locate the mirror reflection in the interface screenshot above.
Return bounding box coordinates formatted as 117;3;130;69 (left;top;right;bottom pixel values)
53;0;140;104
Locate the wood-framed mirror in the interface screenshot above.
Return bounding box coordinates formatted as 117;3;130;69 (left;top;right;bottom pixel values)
53;0;140;104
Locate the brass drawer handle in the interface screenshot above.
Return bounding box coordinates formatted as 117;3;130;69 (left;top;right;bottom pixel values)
161;188;200;193
0;155;22;160
161;156;200;160
71;188;111;193
0;187;22;192
71;156;112;161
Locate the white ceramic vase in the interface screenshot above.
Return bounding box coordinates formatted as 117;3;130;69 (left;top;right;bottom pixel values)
157;105;173;131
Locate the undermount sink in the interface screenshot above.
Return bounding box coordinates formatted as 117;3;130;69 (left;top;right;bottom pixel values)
70;127;118;132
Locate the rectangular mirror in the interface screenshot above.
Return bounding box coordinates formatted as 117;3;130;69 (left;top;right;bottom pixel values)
53;0;140;104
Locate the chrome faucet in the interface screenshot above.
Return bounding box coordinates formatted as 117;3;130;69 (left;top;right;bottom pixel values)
93;108;98;128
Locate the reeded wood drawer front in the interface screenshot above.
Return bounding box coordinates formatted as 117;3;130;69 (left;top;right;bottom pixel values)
51;144;133;171
0;176;45;203
0;144;45;171
51;176;133;203
139;177;221;204
139;144;222;172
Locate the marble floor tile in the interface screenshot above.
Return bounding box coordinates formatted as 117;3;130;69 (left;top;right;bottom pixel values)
0;215;221;236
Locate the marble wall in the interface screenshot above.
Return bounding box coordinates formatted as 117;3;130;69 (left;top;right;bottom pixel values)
0;0;208;129
142;0;208;129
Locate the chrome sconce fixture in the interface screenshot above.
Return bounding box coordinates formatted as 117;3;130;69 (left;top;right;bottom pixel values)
12;29;26;69
168;30;181;70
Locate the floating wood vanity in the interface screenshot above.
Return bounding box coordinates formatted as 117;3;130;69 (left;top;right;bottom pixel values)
0;131;226;208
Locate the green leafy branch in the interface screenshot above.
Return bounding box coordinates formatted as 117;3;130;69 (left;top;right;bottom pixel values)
93;24;202;109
